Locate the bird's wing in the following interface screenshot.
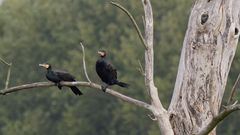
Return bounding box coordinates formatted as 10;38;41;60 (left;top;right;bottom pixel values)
54;70;75;81
96;59;118;83
106;62;117;79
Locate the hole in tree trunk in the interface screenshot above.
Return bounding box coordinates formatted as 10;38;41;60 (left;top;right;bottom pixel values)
201;13;209;25
144;0;147;4
235;28;239;35
207;0;211;2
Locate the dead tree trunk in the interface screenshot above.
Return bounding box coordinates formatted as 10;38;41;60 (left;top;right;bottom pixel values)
1;0;240;135
169;0;240;135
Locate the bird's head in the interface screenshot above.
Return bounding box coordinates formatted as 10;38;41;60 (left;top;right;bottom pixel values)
97;50;107;58
39;63;51;69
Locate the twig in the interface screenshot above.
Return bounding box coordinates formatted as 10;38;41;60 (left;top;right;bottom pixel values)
198;102;240;135
0;57;11;66
0;57;12;89
223;100;238;109
0;81;153;111
110;1;148;49
142;16;146;29
148;113;157;121
227;73;240;105
137;60;145;76
80;42;91;82
5;63;12;89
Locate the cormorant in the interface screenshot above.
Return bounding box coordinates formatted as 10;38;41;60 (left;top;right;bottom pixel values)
96;50;129;91
39;63;82;95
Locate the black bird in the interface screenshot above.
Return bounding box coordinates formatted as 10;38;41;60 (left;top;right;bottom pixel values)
39;63;82;95
96;50;129;91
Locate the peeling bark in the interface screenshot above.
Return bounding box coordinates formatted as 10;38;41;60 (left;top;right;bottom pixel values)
169;0;240;134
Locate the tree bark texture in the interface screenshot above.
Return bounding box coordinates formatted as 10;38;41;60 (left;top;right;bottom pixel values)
142;0;174;134
168;0;240;135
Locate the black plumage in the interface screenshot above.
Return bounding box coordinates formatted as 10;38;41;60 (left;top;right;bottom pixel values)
96;50;129;91
39;63;82;95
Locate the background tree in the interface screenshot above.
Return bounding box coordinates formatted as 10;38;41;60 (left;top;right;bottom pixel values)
0;0;240;135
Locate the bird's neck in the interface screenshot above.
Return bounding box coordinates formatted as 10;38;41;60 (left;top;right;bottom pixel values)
47;68;52;72
100;56;106;60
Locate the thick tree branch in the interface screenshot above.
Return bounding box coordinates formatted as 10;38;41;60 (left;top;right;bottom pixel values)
0;81;153;111
141;0;174;134
142;0;159;107
198;102;240;135
110;1;148;49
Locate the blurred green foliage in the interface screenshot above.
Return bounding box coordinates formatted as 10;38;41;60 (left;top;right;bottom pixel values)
0;0;239;134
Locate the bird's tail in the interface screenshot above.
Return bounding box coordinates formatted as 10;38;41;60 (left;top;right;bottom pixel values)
70;86;83;95
117;81;129;88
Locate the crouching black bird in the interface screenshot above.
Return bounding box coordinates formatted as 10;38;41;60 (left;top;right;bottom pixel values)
39;63;82;95
96;50;129;92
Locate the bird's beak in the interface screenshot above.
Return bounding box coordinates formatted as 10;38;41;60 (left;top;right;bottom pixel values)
97;51;104;56
39;64;49;69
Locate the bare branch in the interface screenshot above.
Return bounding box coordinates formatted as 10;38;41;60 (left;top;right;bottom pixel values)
0;81;153;111
142;16;146;29
80;42;91;82
5;63;12;89
198;102;240;135
148;113;157;121
110;1;148;49
137;60;145;76
0;57;12;89
141;0;174;134
227;73;240;104
142;0;164;111
0;57;11;66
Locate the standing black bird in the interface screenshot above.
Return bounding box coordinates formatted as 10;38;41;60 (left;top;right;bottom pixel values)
39;63;82;95
96;50;129;91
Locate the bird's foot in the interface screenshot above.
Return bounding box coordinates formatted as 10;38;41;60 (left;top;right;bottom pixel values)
101;85;108;92
56;83;62;90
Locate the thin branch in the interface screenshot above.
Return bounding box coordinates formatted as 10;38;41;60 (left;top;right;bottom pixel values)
137;60;145;76
5;63;12;89
198;102;240;135
0;57;12;89
148;113;157;121
0;57;11;66
80;42;91;82
227;73;240;104
0;81;153;111
142;16;146;29
110;1;148;49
